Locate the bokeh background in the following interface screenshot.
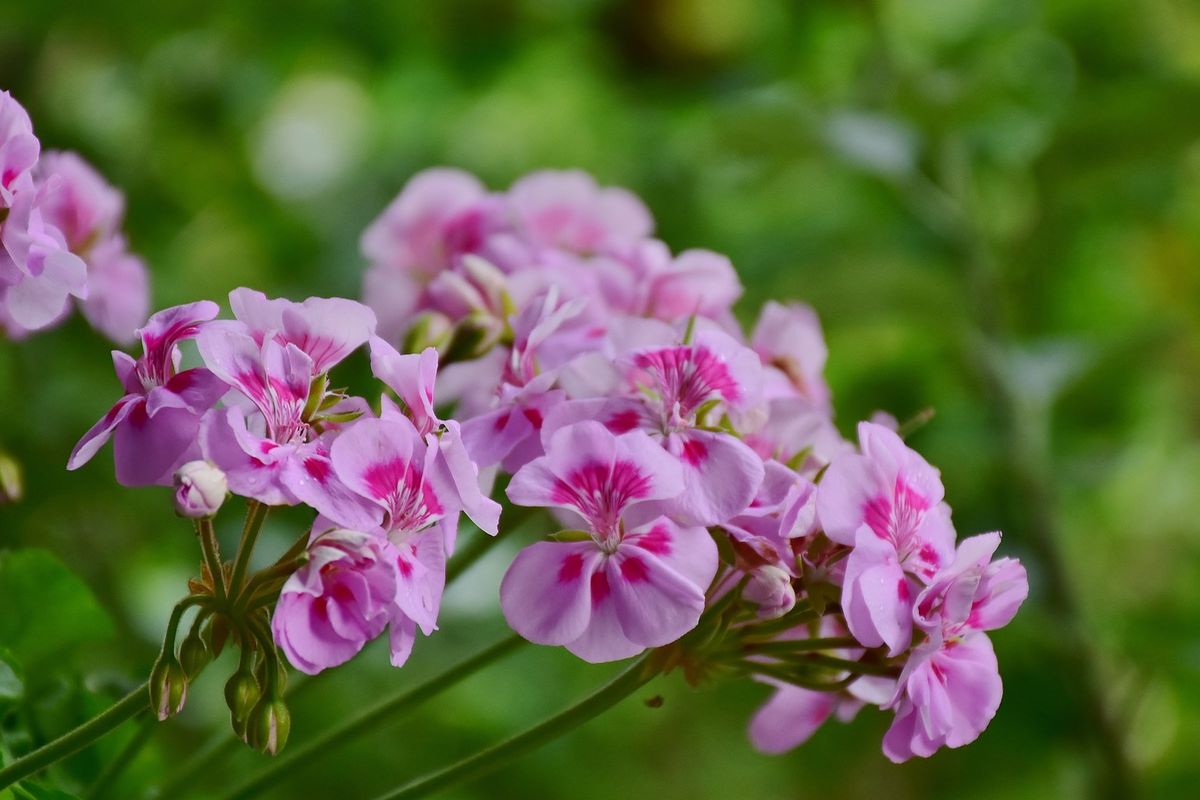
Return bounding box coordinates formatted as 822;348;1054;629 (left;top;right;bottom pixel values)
2;1;1199;798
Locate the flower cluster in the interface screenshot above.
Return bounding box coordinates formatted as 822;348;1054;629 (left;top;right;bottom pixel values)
0;91;149;343
70;166;1027;763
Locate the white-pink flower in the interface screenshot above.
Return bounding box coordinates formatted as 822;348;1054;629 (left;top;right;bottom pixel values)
500;421;717;663
883;532;1028;761
817;422;956;654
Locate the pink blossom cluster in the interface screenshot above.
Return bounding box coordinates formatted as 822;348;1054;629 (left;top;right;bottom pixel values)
0;91;149;343
69;166;1027;763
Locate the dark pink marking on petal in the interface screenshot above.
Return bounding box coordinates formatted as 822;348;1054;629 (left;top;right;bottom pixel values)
304;457;332;483
591;570;610;606
493;411;511;432
633;523;672;556
558;552;584;583
896;578;910;602
397;556;413;578
681;437;709;467
523;407;544;429
619;556;649;583
606;409;641;434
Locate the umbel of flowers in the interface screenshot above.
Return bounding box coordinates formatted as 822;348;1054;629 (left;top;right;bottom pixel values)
0;91;1029;797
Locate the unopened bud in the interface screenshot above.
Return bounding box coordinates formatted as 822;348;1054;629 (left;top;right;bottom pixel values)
0;450;22;504
744;565;797;620
246;694;291;755
149;655;189;721
225;668;260;738
174;460;227;518
441;313;504;365
402;311;452;355
179;627;211;679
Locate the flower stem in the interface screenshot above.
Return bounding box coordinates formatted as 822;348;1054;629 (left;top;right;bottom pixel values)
229;500;268;596
372;655;657;800
83;714;156;800
0;682;150;791
195;517;226;601
222;634;527;800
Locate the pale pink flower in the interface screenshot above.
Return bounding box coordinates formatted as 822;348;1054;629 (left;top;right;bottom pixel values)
817;422;956;654
368;336;501;549
545;328;766;526
752;301;830;408
272;528;436;674
506;169;652;257
500;421;717;662
883;532;1028;761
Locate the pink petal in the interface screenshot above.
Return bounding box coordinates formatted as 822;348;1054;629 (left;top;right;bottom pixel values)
500;540;601;646
748;685;836;754
607;545;707;647
66;394;139;471
662;429;765;526
842;526;912;655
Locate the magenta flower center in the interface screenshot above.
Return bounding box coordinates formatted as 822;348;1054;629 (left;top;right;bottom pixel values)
631;345;739;430
550;459;653;546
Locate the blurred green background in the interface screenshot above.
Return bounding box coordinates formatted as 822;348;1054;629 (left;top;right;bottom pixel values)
2;0;1199;798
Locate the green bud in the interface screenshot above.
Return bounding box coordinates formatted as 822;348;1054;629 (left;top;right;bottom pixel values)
246;694;291;755
179;627;211;679
402;311;452;354
148;655;188;721
441;313;503;365
224;667;261;738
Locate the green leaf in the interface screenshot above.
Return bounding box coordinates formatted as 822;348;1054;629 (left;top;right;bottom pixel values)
0;550;114;670
0;650;22;709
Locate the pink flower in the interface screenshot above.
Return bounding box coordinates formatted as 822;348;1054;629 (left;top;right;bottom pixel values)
368;336;502;549
458;289;592;473
545;327;766;526
751;301;830;408
883;532;1028;762
361;168;507;339
68;301;227;485
228;287;376;375
272;528;439;674
77;236;149;344
499;421;717;663
32;151;124;252
1;180;88;331
507;170;652;256
196;289;380;523
592;239;742;323
319;416;452;663
817;422;956;654
0;91;39;208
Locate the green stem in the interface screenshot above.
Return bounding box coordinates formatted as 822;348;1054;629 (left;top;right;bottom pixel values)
84;715;156;800
0;682;150;791
223;634;527;800
229;500;268;596
373;655;656;800
196;517;226;601
234;555;309;614
737;637;860;656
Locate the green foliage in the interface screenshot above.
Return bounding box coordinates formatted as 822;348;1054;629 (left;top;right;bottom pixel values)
0;551;114;672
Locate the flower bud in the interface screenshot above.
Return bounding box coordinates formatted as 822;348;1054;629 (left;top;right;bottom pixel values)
178;627;211;679
246;694;291;755
224;667;260;738
402;311;453;355
174;460;227;518
149;655;189;721
0;450;22;504
744;565;797;620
